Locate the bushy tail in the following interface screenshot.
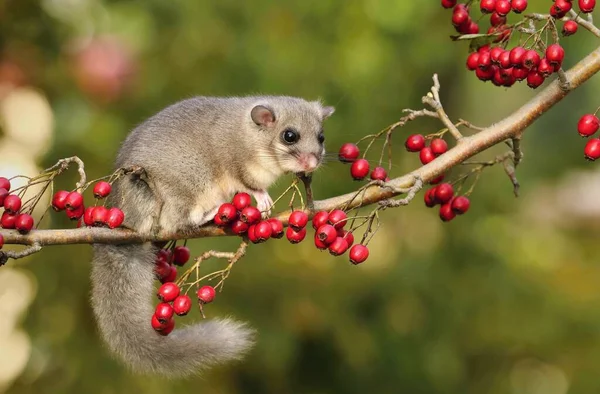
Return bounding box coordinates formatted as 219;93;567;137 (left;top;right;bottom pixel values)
91;244;254;377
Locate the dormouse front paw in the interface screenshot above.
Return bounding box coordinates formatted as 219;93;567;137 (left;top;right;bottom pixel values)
251;190;273;218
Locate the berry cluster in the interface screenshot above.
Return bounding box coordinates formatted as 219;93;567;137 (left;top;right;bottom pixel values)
153;244;190;283
52;181;124;229
338;143;389;181
0;177;36;235
405;134;449;183
424;183;471;222
151;281;215;336
578;112;600;160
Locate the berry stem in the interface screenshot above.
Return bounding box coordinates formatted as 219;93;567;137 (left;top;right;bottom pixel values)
422;74;464;141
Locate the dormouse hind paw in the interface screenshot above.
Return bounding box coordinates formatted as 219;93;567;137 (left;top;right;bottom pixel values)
251;190;273;218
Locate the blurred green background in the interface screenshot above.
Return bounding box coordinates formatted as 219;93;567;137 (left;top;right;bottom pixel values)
1;1;600;393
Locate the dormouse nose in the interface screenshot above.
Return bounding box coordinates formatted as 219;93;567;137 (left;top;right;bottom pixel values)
298;152;320;172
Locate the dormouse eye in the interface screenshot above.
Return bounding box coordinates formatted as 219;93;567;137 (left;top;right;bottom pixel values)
282;129;300;144
318;131;325;144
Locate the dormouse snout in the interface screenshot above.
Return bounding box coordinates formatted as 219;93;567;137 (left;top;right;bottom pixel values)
297;152;320;173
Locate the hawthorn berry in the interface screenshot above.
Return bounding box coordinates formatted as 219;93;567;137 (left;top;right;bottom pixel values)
522;50;540;70
424;188;437;208
254;220;273;242
173;295;192;316
526;70;545;89
316;224;337;245
240;206;261;224
419;147;436;165
154;259;171;281
329;237;349;256
476;66;495;82
1;212;17;229
466;53;480;71
161;265;178;284
584;139;600;161
312;211;329;230
499;50;511;68
314;234;329;250
247;224;259;243
579;0;596;13
562;20;578;36
65;191;83;210
546;44;565;67
286;227;307;243
52;190;69;211
338;229;354;247
511;0;527;13
490;12;506;26
230;220;249;235
66;205;84;220
0;188;7;207
0;177;10;191
577;114;600;137
155;302;175;323
480;0;496;14
350;159;370;180
106;207;124;229
429;174;445;185
537;58;554;77
370;166;387;181
0;234;3;249
349;244;369;265
158;319;175;336
439;203;457;222
157;249;171;264
434;183;454;204
217;203;237;224
151;314;169;331
197;285;216;304
268;218;284;238
93;181;112;198
553;0;572;13
173;246;190;266
328;209;347;230
478;51;492;69
452;6;470;27
490;47;504;64
495;0;511;15
157;282;180;302
405;134;426;152
451;196;471;214
430;138;448;156
288;211;309;231
15;214;34;234
3;195;21;214
338;143;360;163
232;192;252;210
509;47;526;67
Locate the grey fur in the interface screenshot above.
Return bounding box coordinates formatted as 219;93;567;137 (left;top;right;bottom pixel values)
91;95;334;376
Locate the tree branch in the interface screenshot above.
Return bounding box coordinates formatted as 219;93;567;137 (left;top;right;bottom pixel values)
2;45;600;248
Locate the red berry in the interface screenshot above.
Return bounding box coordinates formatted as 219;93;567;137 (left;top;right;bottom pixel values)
65;192;83;210
0;233;3;249
316;224;337;245
0;177;10;191
288;211;309;231
230;220;249;235
522;50;541;70
511;0;527;13
537;58;554;77
155;302;174;323
495;0;511;15
312;211;329;230
441;0;457;8
584;139;600;161
197;285;216;304
0;188;7;207
3;194;21;214
451;6;470;27
254;220;273;242
430;138;448;156
66;205;84;220
562;20;578;36
268;218;284;238
480;0;496;14
154;259;171;281
579;0;596;13
92;206;109;226
247;224;258;243
499;50;511;68
451;196;471;214
160;265;177;283
328;209;348;230
439;203;457;222
173;295;192;316
52;190;69;211
314;234;329;250
157;282;180;302
1;212;16;229
419;147;436;165
509;47;526;67
429;174;445;185
173;246;190;266
240;206;261;224
526;70;545;89
350;159;370;180
338;229;355;247
478;51;492;70
490;47;504;65
578;114;600;137
546;44;565;67
151;314;169;331
93;181;112;199
15;213;34;234
405;134;426;152
329;237;349;256
157;249;171;264
106;207;124;229
338;143;360;163
554;0;573;13
466;53;480;71
286;226;306;243
349;244;369;265
424;188;437;208
490;12;507;26
370;166;387;181
476;66;495;82
213;214;225;226
217;203;237;224
434;183;454;204
232;192;252;210
158;319;175;336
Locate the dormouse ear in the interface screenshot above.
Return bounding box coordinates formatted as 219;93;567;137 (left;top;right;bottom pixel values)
321;106;335;120
251;105;276;127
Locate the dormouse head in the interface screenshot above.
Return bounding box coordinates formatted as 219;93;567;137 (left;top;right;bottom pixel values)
248;96;335;175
